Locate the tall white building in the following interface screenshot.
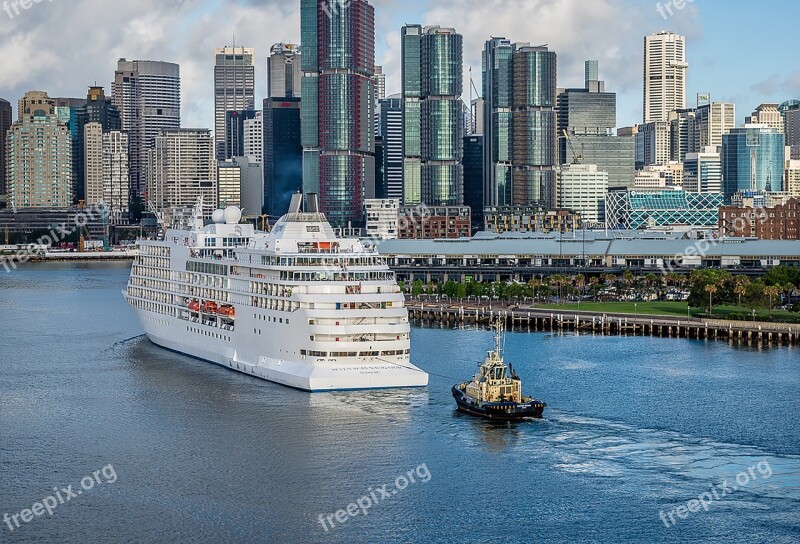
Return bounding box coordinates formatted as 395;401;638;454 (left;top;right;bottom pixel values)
373;65;386;103
643;31;687;123
634;163;684;190
214;46;255;160
556;164;608;225
267;43;301;98
243;111;263;163
365;198;400;239
635;121;671;166
695;102;735;151
684;147;722;193
746;103;784;133
84;122;104;206
112;59;180;196
103;131;130;224
147;129;217;216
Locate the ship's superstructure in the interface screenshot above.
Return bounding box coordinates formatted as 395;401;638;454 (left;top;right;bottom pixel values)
124;194;428;391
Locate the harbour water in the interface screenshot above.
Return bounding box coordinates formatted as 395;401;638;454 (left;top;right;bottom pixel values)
1;263;798;543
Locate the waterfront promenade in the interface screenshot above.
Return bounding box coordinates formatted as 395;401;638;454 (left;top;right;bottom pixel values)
408;301;800;347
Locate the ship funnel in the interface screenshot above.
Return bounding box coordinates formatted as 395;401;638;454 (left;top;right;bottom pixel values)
306;193;319;213
288;192;303;214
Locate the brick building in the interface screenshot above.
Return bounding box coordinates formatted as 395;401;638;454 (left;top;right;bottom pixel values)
398;206;471;239
719;197;799;239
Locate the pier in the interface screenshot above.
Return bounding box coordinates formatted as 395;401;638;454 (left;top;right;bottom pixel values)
408;303;800;347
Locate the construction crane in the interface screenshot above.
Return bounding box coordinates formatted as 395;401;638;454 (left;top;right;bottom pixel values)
142;192;167;237
562;129;583;165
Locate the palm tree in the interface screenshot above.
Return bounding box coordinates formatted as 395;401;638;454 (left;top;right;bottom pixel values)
765;285;782;317
575;274;586;301
705;284;718;315
589;276;600;301
734;276;750;308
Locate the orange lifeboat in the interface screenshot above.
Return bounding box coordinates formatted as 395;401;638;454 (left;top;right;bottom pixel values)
218;305;235;317
188;300;200;312
202;301;218;313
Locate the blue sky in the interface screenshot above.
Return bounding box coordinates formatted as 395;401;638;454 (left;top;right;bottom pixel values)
0;0;797;130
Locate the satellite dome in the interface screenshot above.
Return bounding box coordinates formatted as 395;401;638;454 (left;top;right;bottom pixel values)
223;206;242;225
211;209;225;224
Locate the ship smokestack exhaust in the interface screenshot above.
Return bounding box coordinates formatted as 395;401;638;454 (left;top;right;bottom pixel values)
306;193;319;213
288;193;303;214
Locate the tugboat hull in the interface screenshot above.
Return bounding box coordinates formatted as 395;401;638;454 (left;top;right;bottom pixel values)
452;384;545;420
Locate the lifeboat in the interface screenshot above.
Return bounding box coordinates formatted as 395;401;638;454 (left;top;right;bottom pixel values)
218;305;235;317
202;301;218;313
188;300;200;312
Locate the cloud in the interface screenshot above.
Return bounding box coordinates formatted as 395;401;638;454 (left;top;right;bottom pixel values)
0;0;300;130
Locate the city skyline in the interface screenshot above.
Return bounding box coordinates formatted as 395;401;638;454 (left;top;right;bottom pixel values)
0;0;797;135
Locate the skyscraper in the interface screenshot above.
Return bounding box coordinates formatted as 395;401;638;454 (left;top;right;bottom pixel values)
695;101;735;150
243;111;263;163
484;39;558;207
52;97;84;204
214;46;255;161
0;98;12;200
264;98;302;218
482;37;513;207
722;125;785;199
373;65;386;102
463;134;484;230
75;86;121;203
147;129;217;216
84;124;130;223
102;130;130;224
557;60;633;186
401;24;423;205
7;91;73;208
669;108;696;162
112;59;181;198
267;43;302;99
301;0;376;226
635;121;671;167
419;26;464;206
643;31;687;123
225;109;258;160
377;95;403;200
684;147;722;193
512;45;557;207
745;103;784;133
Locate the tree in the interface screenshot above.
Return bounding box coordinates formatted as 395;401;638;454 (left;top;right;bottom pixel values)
764;285;782;317
763;265;800;289
705;284;718;315
733;276;750;308
411;279;423;297
455;282;467;300
574;274;586;299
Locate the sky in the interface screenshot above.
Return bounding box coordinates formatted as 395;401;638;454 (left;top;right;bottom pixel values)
0;0;798;132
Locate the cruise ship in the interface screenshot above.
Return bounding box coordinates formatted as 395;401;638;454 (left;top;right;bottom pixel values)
124;194;428;391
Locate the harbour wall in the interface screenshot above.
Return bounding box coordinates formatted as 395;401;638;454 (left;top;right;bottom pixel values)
408;304;800;347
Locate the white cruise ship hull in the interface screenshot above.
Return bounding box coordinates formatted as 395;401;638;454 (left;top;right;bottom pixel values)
134;306;429;392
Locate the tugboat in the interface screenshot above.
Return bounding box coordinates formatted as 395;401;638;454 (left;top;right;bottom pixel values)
452;320;546;420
